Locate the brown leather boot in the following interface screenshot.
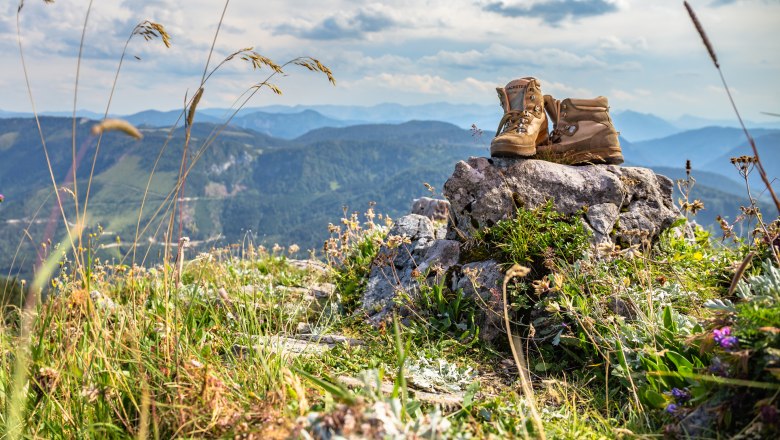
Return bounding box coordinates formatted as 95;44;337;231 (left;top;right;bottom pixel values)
539;95;624;165
490;77;548;157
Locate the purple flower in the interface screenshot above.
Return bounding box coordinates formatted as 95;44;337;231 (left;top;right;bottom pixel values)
713;326;739;350
709;356;730;377
760;405;779;426
0;194;4;203
670;387;691;403
665;403;679;414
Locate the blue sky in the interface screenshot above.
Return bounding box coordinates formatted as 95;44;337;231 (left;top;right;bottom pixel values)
1;0;779;121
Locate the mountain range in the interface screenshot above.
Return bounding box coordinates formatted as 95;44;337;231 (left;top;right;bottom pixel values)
3;104;779;142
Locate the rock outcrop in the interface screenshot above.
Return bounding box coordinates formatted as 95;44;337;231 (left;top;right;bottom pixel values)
444;157;679;246
361;157;683;331
362;214;460;324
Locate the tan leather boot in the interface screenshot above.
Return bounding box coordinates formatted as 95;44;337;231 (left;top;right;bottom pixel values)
539;95;624;165
490;77;548;157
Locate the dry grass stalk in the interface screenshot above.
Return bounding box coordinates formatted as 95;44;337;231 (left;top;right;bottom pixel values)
502;264;546;439
728;251;756;296
684;1;718;68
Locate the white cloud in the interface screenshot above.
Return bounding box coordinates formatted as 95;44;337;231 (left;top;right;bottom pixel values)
611;89;640;101
421;44;610;69
1;0;778;120
599;35;648;54
344;73;495;100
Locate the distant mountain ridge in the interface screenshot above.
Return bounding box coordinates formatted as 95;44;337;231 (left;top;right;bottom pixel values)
3;104;780;143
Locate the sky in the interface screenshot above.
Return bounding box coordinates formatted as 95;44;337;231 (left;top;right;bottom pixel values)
1;0;779;121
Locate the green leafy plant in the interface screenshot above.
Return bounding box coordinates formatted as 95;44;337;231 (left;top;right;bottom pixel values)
471;200;590;274
409;277;478;342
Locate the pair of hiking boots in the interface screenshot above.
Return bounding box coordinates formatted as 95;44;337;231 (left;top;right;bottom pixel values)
490;77;624;165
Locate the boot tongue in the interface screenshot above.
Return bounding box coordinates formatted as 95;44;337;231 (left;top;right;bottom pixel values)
504;78;531;111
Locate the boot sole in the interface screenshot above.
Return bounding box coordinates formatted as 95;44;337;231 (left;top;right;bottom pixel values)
537;146;624;165
490;129;546;158
490;142;536;157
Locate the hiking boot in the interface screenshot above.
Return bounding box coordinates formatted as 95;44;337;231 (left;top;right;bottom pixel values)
539;95;624;165
490;77;548;157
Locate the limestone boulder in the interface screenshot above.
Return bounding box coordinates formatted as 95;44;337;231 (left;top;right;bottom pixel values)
443;157;680;246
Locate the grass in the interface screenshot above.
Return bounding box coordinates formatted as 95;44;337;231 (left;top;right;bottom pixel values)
5;204;777;439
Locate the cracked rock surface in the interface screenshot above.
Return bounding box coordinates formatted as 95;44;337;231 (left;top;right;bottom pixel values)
443;157;680;246
362;214;460;323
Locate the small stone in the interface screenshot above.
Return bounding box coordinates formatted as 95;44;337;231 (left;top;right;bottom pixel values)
287;259;330;275
296;322;313;334
411;197;450;221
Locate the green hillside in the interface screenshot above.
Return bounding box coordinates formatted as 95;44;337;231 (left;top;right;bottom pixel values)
0;117;482;279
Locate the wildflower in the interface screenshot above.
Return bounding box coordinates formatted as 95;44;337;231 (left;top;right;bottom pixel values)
532;278;550;295
0;193;4;203
713;326;739;350
739;205;759;216
288;244;300;255
716;215;735;239
679;199;705;215
670;387;691;403
386;234;411;249
760;404;779;426
665;403;679;414
708;356;729;377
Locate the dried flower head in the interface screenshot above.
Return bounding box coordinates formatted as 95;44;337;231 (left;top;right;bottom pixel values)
91;119;143;140
680;199;705;215
532;278;550;296
133;21;172;48
730;155;757;177
716;215;735;240
470;123;484;142
386;234;411;249
740;205;759;217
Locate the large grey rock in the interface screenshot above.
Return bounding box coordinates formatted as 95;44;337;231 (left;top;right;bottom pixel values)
443;157;680;246
454;260;505;342
362;214;460;323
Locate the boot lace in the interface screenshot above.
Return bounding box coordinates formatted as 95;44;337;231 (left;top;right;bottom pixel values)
547;98;563;142
549;126;563;143
496;109;533;136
